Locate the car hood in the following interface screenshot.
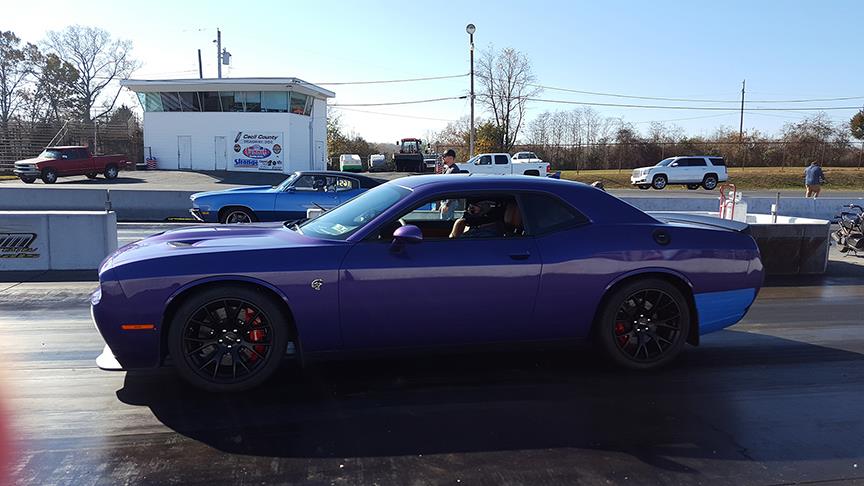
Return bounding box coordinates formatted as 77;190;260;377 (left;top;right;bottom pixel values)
107;223;326;268
14;157;50;166
191;185;278;199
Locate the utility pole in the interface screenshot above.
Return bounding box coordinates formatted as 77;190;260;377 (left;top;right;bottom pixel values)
467;24;476;158
738;80;745;142
197;49;203;79
215;28;222;78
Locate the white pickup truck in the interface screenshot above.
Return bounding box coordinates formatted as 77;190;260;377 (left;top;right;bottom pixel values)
456;153;550;177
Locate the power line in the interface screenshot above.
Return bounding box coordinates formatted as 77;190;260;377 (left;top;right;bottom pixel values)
314;73;468;86
331;106;458;122
329;96;466;107
528;83;864;104
525;97;861;111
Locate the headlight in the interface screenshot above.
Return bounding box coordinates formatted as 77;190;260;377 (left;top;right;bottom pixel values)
90;287;102;306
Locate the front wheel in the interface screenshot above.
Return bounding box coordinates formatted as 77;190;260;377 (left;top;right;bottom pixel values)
596;278;690;370
221;207;256;224
41;168;58;184
168;285;291;392
651;175;667;190
104;165;119;180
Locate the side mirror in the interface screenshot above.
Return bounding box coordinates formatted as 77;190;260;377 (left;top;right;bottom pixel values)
391;225;423;251
61;154;68;159
670;162;678;167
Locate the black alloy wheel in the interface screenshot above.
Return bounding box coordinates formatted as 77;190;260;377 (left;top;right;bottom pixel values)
41;168;58;184
222;208;255;224
169;286;289;392
597;278;689;369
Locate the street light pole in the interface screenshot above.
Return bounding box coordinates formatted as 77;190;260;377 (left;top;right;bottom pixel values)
466;24;476;158
215;28;222;79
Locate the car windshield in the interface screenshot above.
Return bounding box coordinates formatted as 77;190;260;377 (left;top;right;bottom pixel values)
274;172;300;190
297;184;409;240
38;150;62;159
655;158;676;167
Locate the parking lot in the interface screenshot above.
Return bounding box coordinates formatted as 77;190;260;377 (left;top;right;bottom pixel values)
2;222;863;485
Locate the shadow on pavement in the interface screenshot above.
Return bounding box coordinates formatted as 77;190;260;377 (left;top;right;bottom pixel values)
117;330;864;469
54;176;146;185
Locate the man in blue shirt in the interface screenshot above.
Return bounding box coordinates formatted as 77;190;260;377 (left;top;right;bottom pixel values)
804;161;827;198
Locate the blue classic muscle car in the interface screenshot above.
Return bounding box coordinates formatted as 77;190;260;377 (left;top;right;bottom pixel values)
94;175;763;392
190;171;385;223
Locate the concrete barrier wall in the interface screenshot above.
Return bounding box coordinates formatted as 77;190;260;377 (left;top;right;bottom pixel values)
0;186;862;222
0;211;117;271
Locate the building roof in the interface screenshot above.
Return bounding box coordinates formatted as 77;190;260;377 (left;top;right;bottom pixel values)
120;78;335;99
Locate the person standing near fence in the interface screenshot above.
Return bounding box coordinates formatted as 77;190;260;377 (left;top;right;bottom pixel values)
804;161;827;198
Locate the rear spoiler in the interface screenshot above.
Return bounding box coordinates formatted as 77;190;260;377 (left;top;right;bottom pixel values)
647;211;750;234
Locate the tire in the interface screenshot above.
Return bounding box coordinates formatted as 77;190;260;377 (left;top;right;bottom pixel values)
104;164;119;180
168;285;291;392
702;174;718;190
523;170;540;176
220;207;256;224
20;177;36;184
686;184;700;190
86;172;98;179
41;168;58;184
651;175;667;190
596;278;690;370
637;184;650;190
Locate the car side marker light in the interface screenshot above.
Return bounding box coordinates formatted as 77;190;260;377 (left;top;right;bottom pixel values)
121;324;156;331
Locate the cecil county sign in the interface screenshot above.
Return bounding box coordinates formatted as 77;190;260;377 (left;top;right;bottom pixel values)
232;131;284;171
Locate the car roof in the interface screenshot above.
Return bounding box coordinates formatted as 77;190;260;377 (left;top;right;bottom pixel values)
295;170;386;188
45;146;87;150
389;173;587;192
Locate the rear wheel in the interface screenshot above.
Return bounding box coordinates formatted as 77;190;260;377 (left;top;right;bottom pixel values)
41;168;58;184
596;278;690;370
168;285;290;392
702;174;718;190
104;164;119;180
651;175;667;190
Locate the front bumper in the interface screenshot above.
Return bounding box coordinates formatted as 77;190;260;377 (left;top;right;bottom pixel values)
96;344;124;370
631;174;649;184
13;167;40;176
190;208;216;222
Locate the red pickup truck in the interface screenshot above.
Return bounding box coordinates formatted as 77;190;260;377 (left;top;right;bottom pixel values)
13;146;131;184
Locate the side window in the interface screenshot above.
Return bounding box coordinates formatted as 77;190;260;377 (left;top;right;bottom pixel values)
688;157;707;167
520;193;588;235
293;175;327;191
77;148;89;159
494;155;509;165
335;177;358;191
709;157;726;166
477;155;492;165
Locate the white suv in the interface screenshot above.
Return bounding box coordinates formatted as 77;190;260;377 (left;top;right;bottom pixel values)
630;156;728;190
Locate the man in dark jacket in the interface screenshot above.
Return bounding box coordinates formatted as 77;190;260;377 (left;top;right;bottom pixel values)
804;161;827;198
442;149;460;174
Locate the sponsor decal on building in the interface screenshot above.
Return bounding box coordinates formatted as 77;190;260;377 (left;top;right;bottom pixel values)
232;131;284;171
0;232;39;259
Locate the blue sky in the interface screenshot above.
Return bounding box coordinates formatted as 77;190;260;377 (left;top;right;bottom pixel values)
5;0;862;142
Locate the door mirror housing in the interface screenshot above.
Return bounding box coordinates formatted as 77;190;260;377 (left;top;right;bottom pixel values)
285;186;296;193
392;224;423;243
670;162;678;167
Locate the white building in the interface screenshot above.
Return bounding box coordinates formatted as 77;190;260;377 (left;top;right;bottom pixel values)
121;78;335;173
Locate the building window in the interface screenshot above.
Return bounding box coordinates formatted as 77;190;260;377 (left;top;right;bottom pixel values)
261;91;288;112
178;92;201;112
220;92;242;112
160;92;182;112
243;91;261;112
200;92;221;111
137;92;163;112
290;93;311;115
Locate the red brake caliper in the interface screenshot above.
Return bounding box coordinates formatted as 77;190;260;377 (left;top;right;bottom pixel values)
245;308;266;362
615;322;629;346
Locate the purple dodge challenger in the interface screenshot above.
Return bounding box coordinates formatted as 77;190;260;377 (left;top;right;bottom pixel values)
92;175;763;392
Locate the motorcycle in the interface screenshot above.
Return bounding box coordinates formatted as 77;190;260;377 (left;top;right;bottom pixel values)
832;204;864;255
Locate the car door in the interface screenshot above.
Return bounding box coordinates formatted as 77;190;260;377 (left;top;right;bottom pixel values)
273;174;339;220
493;154;511;174
470;154;495;175
56;149;80;175
687;157;707;182
338;193;542;350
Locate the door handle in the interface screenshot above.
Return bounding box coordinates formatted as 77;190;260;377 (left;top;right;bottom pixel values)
509;252;530;261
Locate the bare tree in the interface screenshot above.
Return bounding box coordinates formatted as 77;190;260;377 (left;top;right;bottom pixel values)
476;45;540;151
44;25;138;123
0;30;38;128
